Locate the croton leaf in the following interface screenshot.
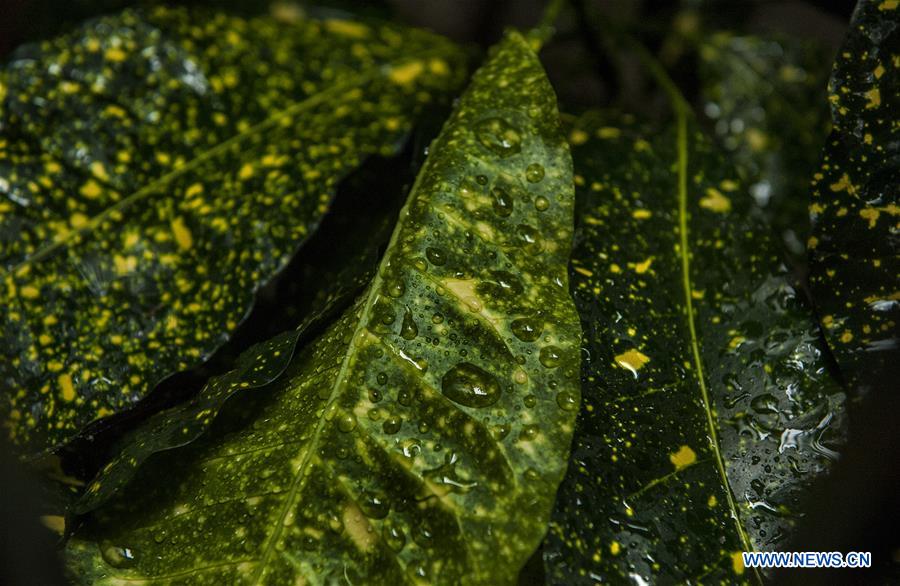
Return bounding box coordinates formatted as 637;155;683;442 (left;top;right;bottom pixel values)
0;6;467;454
808;0;899;393
66;30;581;584
543;110;846;584
696;31;832;258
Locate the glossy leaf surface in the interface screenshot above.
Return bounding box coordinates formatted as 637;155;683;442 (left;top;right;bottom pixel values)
697;31;832;257
543;112;845;584
0;6;467;454
66;31;581;585
808;0;899;393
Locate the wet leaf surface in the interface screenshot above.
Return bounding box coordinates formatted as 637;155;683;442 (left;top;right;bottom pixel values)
808;0;899;393
697;31;833;259
65;31;581;585
543;111;846;584
0;6;468;454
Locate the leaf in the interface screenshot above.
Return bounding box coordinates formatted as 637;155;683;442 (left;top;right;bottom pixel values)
696;31;833;258
543;110;846;584
0;6;468;454
66;30;581;585
808;0;899;393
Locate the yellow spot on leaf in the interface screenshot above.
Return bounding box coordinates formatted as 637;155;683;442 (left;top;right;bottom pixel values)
632;209;652;219
732;551;745;575
699;187;731;213
80;180;102;199
864;88;881;109
597;127;621;139
429;58;449;75
70;213;89;228
238;163;255;180
874;64;885;79
610;541;621;555
879;0;898;10
574;266;593;277
669;445;696;470
39;334;52;346
342;501;376;552
609;263;621;274
840;330;854;343
105;47;126;62
569;129;588;145
90;161;109;181
708;495;717;508
389;61;424;85
20;285;40;299
58;374;76;402
170;217;193;251
324;19;369;38
615;349;650;374
633;258;653;274
860;208;880;228
185;183;203;197
41;515;65;534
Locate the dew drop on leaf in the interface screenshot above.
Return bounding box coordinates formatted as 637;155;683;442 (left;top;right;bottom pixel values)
525;162;545;183
539;345;563;368
534;196;550;211
401;307;418;340
425;246;446;265
440;362;501;407
476;117;522;157
511;317;543;342
556;389;579;411
99;542;136;568
491;186;514;217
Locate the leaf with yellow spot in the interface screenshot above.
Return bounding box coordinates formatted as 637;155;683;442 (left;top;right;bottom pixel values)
545;109;846;585
65;31;581;585
808;0;900;394
0;6;468;455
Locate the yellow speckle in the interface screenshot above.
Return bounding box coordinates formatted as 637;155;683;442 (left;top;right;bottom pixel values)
40;515;65;534
633;258;653;274
113;255;136;275
860;208;880;228
879;0;898;10
238;163;255;180
632;209;652;219
20;285;40;299
43;315;57;326
574;266;593;277
569;129;588;145
610;541;621;555
615;349;650;374
60;81;80;94
597;127;621;139
728;335;746;350
609;263;621;274
746;128;768;151
58;374;76;402
324;19;369;38
840;330;854;343
80;179;103;199
874;64;885;79
39;334;52;346
634;138;651;152
429;58;449;76
385;117;401;132
864;133;873;144
90;161;109;181
70;213;89;228
389;61;424;85
707;495;717;508
170;217;193;251
699;187;731;213
185;183;203;197
669;445;696;470
123;232;139;248
720;179;739;192
807;236;819;249
105;47;126;62
864;88;881;109
732;551;745;575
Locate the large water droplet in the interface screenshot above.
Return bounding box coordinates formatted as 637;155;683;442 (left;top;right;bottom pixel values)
425;247;446;266
382;520;406;551
511;317;543;342
534;196;550;211
491;187;514;217
441;362;501;407
337;412;357;433
423;452;478;493
387;280;405;298
359;489;390;519
401;307;418;340
751;393;779;414
556;389;579;411
525;163;545;183
540;345;563;368
382;416;402;435
476;117;522;157
100;542;136;568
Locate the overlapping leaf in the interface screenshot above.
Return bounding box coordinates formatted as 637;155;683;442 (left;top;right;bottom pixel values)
697;31;832;257
543;110;846;584
808;0;899;393
66;31;581;585
0;6;468;454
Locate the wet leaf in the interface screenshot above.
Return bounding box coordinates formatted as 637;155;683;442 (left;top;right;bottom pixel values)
696;32;833;258
66;31;581;584
0;6;467;454
543;111;846;584
808;0;899;393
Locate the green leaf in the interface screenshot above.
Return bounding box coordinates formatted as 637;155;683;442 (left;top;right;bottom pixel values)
543;110;846;584
696;31;832;258
66;30;581;585
808;0;899;393
0;6;467;454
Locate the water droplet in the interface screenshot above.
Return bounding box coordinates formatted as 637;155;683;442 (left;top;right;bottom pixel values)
751;393;779;414
401;307;418;340
523;394;537;408
337;412;357;433
491;187;514;217
382;520;406;551
539;345;563;368
441;362;501;407
100;542;136;568
511;317;543;342
152;529;167;544
423;452;478;493
534;196;550;211
519;424;539;441
523;468;540;481
425;247;446;266
432;313;444;324
382;416;402;435
475;174;488;185
476;117;522;157
397;389;413;406
368;388;382;403
516;223;543;254
359;489;391;519
493;423;511;439
376;372;388;385
525;163;545;183
556;389;579;411
387;280;405;298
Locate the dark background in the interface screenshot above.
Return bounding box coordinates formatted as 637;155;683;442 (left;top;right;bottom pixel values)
1;1;896;585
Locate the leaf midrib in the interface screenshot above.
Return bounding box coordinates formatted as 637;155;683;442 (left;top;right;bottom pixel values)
2;48;441;280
